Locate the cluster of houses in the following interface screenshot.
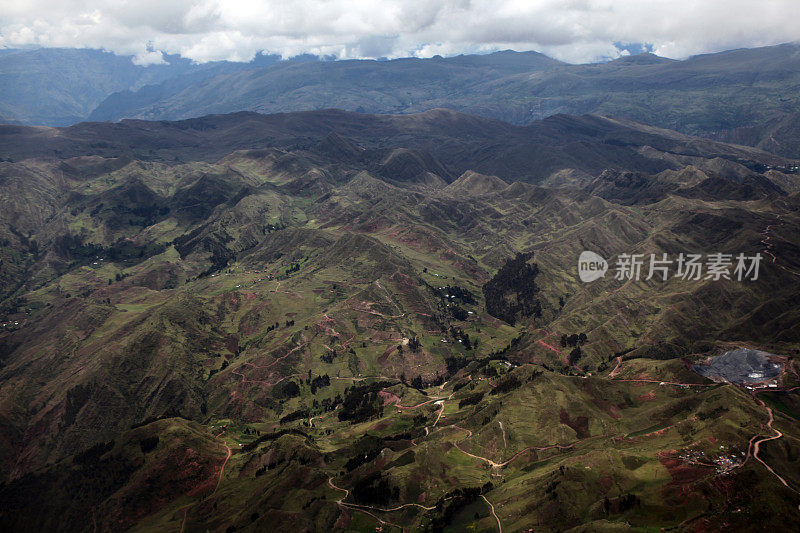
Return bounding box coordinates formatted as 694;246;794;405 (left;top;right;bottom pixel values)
744;381;779;390
208;269;277;289
678;446;745;475
237;269;277;288
762;163;799;174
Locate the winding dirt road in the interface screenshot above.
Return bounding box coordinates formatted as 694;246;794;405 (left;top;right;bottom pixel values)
212;441;232;495
229;340;307;386
327;477;405;531
450;425;578;470
748;394;799;496
608;356;623;378
760;215;800;278
481;495;502;533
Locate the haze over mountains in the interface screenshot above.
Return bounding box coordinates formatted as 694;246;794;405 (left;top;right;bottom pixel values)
0;48;286;126
5;43;800;151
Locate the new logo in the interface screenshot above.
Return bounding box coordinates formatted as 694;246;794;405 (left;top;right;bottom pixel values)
578;251;608;282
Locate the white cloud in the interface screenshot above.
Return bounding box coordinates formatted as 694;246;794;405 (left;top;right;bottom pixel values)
1;0;799;64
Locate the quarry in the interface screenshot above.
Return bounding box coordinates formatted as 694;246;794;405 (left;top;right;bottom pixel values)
693;348;783;384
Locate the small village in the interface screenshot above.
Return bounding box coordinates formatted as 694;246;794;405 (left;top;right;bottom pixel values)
744;380;780;390
0;320;22;330
678;447;746;475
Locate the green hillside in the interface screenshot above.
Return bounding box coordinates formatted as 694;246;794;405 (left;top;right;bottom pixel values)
1;109;799;532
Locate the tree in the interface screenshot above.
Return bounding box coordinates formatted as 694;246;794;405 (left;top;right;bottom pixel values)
568;346;582;365
482;252;541;325
408;337;421;352
277;380;300;398
347;351;361;376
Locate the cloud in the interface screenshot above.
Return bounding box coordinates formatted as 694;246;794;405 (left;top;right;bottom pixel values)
1;0;799;64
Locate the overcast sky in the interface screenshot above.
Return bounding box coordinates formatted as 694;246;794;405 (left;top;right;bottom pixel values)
2;0;800;65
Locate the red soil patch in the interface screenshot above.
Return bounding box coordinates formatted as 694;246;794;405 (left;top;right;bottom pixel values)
224;335;239;355
100;445;222;530
537;338;562;355
597;401;622;420
658;452;711;506
371;330;402;342
377;345;397;365
371;421;389;432
379;390;401;406
638;391;657;402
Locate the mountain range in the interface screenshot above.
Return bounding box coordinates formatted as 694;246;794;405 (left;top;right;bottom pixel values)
5;43;800;147
1;107;799;531
0;48;285;126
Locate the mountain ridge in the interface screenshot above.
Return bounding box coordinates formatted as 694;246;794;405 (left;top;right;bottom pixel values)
4;44;800;149
1;109;791;186
83;43;800;138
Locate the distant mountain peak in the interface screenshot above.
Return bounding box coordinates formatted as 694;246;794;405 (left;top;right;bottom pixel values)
445;170;508;196
609;52;675;65
313;131;363;160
